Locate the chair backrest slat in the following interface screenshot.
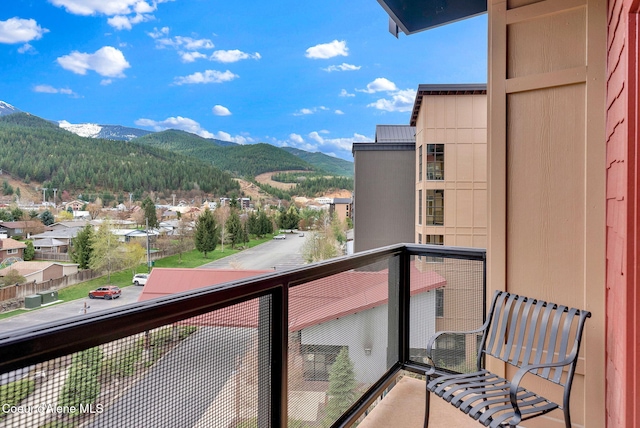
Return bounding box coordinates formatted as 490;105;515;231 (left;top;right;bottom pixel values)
480;291;591;387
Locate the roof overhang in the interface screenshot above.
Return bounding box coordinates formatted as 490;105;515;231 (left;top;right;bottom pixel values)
377;0;487;35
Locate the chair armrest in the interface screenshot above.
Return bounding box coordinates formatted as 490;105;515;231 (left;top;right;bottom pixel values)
424;325;488;376
507;345;579;425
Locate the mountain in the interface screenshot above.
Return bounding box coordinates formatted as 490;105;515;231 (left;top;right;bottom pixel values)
281;147;353;177
0;113;240;196
58;121;152;141
0;101;20;117
134;130;315;177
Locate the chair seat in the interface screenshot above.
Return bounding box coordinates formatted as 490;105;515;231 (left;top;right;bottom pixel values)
427;369;559;427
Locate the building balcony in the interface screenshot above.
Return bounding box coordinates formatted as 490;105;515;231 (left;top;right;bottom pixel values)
0;244;485;428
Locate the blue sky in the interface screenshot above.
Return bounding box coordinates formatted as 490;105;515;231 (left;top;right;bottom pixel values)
0;0;487;161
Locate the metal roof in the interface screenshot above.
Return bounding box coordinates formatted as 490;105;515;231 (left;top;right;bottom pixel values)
375;125;416;143
410;83;487;126
377;0;487;35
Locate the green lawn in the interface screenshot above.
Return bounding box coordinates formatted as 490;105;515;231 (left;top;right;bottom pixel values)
0;234;274;319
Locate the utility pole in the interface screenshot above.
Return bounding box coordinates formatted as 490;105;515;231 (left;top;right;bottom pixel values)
146;218;151;273
172;194;176;206
52;188;58;210
41;188;48;205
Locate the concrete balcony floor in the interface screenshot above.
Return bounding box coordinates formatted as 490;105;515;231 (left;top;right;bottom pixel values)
358;376;478;428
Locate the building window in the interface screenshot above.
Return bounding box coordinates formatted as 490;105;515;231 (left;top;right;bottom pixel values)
418;233;422;245
425;235;444;245
426;144;444;180
7;249;17;255
436;289;444;317
426;190;444;225
418;145;423;182
418;190;423;225
301;345;343;381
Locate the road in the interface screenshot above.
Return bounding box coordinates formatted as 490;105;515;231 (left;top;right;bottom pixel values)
0;233;309;336
201;232;308;271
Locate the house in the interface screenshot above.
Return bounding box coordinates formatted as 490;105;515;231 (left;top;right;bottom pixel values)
139;266;445;384
0;221;45;239
0;261;78;283
0;238;26;262
352;125;415;252
63;200;87;211
30;227;84;253
374;0;638;426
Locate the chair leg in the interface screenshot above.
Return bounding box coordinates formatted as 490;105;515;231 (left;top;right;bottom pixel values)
424;383;431;428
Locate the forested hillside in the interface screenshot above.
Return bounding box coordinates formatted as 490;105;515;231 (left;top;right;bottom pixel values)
134;130;315;176
281;147;353;177
0;113;240;196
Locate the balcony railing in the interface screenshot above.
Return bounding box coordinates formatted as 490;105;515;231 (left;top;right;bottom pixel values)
0;244;485;428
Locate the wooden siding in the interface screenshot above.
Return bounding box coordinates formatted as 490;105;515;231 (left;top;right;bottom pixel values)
488;0;607;426
605;1;640;427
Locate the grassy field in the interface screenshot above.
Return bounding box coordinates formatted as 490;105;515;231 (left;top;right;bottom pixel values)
0;234;274;319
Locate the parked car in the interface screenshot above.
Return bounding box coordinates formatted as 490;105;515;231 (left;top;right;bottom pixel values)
133;273;149;286
88;286;121;300
273;234;286;240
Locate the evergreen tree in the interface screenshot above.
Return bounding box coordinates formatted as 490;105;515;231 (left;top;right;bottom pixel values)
194;207;219;257
40;210;54;226
142;196;159;229
226;209;243;249
23;241;35;261
70;225;94;269
257;210;273;237
247;211;259;236
323;347;357;426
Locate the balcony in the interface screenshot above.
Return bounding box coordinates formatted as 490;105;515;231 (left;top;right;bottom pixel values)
0;244;485;428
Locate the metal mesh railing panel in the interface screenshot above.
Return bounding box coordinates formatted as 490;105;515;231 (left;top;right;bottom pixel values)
409;255;484;373
0;298;264;428
287;258;394;427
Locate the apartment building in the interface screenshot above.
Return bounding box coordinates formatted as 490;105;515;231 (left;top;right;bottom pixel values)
352;125;415;253
412;84;487;249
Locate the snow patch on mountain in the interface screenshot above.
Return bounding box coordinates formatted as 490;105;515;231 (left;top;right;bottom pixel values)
0;101;20;116
59;120;103;138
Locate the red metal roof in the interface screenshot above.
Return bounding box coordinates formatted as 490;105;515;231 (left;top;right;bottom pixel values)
140;265;446;331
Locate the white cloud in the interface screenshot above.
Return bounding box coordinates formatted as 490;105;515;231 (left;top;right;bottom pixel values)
293;106;330;116
358;77;397;93
213;131;252;145
173;69;238;85
18;43;34;53
180;51;207;63
33;84;76;96
0;18;48;44
135;116;214;138
339;89;355;97
210;49;261;63
57;46;130;77
101;79;113;85
305;40;348;59
212;105;231;116
335;110;344;115
50;0;171;29
147;26;169;38
367;88;417;113
289;133;304;144
323;63;360;72
107;13;149;30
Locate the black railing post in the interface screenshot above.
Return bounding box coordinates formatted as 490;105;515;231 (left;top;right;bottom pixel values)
272;285;288;428
398;247;411;365
257;294;272;428
387;255;400;368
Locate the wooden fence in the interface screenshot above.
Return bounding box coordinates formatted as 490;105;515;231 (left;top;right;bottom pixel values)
33;251;72;262
0;269;98;301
